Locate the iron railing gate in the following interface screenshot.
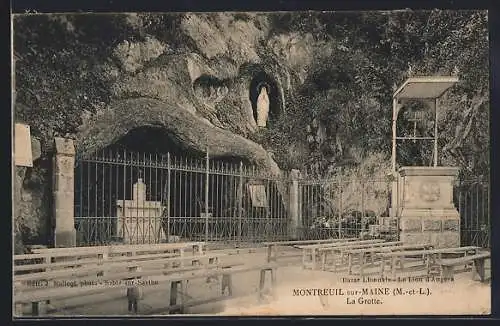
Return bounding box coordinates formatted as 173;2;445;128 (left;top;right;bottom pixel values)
74;148;489;248
74;148;289;246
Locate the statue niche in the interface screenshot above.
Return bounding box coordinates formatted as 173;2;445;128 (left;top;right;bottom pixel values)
249;71;281;130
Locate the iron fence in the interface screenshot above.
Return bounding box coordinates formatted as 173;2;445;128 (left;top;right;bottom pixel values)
297;178;394;240
74;148;490;248
455;179;490;248
74;148;289;246
297;177;490;248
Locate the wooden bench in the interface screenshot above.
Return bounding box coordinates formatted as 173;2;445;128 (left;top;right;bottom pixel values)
298;239;385;270
15;259;275;316
148;263;278;315
378;246;481;278
15;242;207;276
299;239;385;270
14;251;184;275
263;238;359;263
295;239;383;250
437;251;490;282
14;244;206;278
32;242;206;258
14;252;224;316
15;248;111;274
15;252;226;286
315;241;402;271
344;243;433;276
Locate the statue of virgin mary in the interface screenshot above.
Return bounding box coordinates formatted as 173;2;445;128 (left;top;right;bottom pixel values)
256;83;270;128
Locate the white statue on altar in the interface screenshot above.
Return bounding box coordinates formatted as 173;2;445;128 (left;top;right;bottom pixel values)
256;84;270;128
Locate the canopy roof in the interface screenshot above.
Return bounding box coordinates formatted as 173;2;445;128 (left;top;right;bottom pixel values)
393;76;459;100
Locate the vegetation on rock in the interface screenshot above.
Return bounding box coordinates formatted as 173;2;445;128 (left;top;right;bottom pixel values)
13;11;489;248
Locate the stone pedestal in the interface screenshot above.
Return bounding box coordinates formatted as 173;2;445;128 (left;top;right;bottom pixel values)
396;167;460;248
52;138;77;247
116;178;166;244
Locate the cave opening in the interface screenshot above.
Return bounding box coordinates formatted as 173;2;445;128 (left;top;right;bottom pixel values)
249;71;281;128
75;125;287;244
113;126;204;158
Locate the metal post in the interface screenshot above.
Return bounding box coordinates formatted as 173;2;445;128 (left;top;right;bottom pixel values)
391;98;398;172
166;153;171;243
122;150;127;240
238;161;243;245
205;148;209;243
486;183;490;248
338;172;343;239
433;98;439;167
361;182;365;236
337;181;341;239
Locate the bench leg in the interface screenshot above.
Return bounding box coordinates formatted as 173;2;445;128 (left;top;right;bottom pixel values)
128;299;138;314
259;268;276;301
347;253;352;275
359;253;367;277
379;258;385;278
398;258;405;270
347;254;353;275
370;251;375;265
425;255;431;275
31;302;40;316
391;257;397;278
321;252;327;271
14;303;23;316
209;257;219;265
259;269;266;299
179;249;185;268
270;268;276;299
424;256;429;275
441;265;454;279
474;258;486;282
169;281;184;314
330;252;337;269
221;274;233;296
318;294;329;308
193;244;204;255
29;301;47;316
336;252;342;271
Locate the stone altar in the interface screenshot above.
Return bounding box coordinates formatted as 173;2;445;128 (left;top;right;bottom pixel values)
394;166;460;248
116;178;166;244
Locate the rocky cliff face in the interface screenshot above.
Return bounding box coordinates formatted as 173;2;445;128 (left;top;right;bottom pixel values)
77;13;325;175
17;13;323;248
